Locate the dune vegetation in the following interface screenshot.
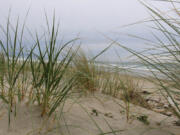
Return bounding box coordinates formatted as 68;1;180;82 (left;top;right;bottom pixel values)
115;0;180;120
0;0;179;135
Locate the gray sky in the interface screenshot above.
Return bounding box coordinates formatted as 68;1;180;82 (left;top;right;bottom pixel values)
0;0;172;61
0;0;148;29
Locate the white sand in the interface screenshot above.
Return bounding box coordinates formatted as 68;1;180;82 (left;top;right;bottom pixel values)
0;93;179;135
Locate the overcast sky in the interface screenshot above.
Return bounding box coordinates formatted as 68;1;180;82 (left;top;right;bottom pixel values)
0;0;172;61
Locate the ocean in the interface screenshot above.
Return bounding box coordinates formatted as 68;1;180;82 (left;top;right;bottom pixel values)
95;61;162;78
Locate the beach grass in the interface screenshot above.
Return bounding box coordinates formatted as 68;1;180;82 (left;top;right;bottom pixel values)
72;51;100;93
0;1;179;134
0;13;36;125
115;0;180;119
29;14;79;117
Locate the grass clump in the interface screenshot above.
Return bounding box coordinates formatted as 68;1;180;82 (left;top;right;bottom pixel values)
30;15;78;117
0;12;79;126
0;52;5;96
0;14;36;125
72;51;100;94
116;0;180;119
102;72;150;109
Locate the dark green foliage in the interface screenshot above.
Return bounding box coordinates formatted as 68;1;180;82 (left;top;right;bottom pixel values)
137;115;150;125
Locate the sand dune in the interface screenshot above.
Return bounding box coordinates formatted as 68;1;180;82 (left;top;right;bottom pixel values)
0;93;179;135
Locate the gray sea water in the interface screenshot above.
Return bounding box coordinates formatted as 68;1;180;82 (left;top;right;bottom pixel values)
95;61;162;78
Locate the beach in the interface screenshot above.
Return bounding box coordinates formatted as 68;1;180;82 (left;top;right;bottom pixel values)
0;75;179;135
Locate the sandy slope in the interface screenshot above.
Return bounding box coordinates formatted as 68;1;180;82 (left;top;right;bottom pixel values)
0;93;179;135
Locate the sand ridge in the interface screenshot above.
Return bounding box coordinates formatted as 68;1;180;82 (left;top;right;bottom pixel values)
0;93;179;135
